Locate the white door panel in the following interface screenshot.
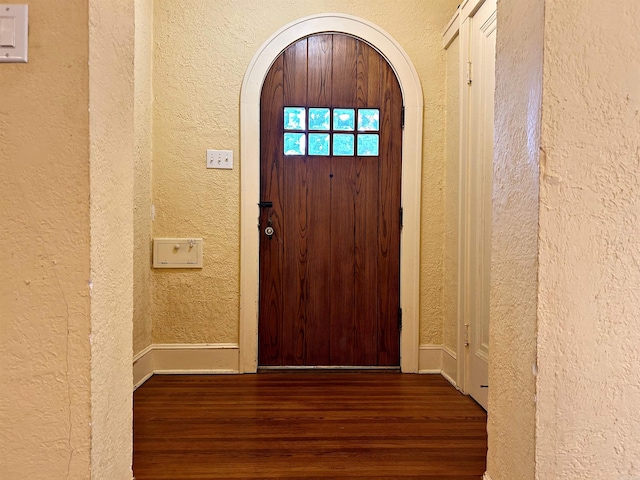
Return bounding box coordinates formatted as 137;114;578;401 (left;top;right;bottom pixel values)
467;0;496;410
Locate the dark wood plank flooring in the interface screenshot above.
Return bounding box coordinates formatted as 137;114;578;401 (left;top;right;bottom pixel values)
134;373;487;479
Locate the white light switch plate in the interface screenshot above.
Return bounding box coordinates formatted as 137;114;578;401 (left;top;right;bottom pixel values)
207;149;233;169
0;5;28;63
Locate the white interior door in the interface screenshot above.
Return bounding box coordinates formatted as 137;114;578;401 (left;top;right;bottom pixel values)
467;0;496;410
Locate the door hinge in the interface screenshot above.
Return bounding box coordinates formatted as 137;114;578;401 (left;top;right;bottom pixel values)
399;207;403;230
467;61;472;85
464;324;470;346
398;308;403;330
401;106;405;129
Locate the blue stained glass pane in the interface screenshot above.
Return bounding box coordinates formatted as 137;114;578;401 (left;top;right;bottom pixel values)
357;134;379;156
308;133;330;156
284;133;306;156
284;107;306;130
358;109;380;131
333;109;355;131
308;108;330;130
333;134;354;156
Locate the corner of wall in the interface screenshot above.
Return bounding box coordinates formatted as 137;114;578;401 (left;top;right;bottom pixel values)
89;1;136;478
133;0;155;358
488;0;542;478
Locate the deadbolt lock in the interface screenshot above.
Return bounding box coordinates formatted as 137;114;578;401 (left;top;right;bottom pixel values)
264;226;275;237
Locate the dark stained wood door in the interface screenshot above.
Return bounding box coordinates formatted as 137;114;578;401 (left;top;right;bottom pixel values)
258;34;402;367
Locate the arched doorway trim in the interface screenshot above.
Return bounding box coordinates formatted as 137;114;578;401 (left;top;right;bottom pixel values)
240;13;423;372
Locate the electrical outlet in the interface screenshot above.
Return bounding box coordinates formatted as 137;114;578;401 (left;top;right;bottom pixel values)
206;149;233;169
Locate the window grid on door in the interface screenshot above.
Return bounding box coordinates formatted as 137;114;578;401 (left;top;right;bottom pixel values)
283;107;380;157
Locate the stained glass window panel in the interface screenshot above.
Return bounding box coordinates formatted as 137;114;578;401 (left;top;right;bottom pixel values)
333;134;355;156
308;133;330;156
284;107;306;130
333;109;355;131
308;108;330;130
357;134;379;156
358;109;380;131
284;133;306;155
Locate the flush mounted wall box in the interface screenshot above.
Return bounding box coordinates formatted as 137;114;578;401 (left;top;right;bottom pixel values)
0;5;28;63
153;238;203;268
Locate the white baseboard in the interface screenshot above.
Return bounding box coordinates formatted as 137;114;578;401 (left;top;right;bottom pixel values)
133;345;154;390
441;345;458;387
418;344;443;373
418;344;458;389
135;344;457;390
483;473;493;480
132;343;240;389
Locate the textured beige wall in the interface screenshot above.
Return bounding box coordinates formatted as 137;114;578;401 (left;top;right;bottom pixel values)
133;0;154;356
89;0;135;478
0;1;92;477
536;1;640;478
488;0;542;478
152;0;458;345
443;36;460;353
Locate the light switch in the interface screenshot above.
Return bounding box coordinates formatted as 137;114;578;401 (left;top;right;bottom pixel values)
0;16;15;47
206;149;234;170
0;5;28;63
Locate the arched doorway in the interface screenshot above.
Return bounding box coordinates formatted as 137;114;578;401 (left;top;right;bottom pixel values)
240;14;423;373
258;33;402;367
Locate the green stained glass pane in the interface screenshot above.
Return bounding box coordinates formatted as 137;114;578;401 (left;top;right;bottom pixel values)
357;134;379;156
333;134;354;156
308;133;330;156
284;107;306;130
284;133;306;155
333;108;355;131
308;108;330;130
358;109;380;131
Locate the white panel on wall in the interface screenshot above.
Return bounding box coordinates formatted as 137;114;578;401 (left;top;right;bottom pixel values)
153;238;203;268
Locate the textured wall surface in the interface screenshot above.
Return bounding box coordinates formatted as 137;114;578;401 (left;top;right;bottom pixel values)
488;0;542;478
443;35;460;353
89;0;135;478
536;1;640;478
152;0;458;345
133;0;154;356
0;1;92;477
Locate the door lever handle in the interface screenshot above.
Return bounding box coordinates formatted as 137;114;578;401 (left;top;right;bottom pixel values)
258;201;273;208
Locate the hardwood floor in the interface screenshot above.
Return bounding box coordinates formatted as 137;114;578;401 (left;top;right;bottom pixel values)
134;373;487;479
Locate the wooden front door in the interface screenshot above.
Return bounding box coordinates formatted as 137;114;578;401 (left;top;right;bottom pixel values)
258;34;402;367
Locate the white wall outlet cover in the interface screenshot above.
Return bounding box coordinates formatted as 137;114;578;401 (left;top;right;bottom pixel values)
207;149;234;170
0;4;28;63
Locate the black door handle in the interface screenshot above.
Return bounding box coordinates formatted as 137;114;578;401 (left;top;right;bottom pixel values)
258;201;273;208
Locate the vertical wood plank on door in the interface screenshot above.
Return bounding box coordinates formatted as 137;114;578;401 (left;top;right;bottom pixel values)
377;60;402;366
283;158;308;365
305;35;333;365
331;35;358;107
353;157;379;365
330;157;357;365
330;36;358;365
354;42;382;365
303;157;332;365
259;54;285;366
282;40;308;365
330;157;360;365
283;39;308;107
307;35;332;107
357;42;381;109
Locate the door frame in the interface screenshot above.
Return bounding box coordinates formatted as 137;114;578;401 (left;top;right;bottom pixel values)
443;0;495;397
239;13;424;373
